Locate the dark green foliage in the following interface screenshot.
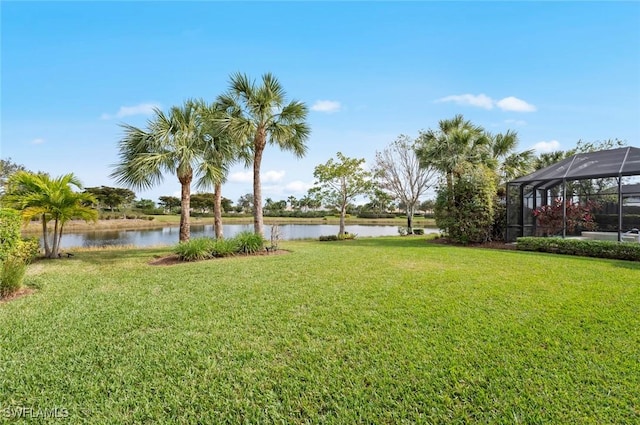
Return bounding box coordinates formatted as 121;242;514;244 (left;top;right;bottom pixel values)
319;233;356;241
412;228;425;235
435;166;496;244
263;210;328;218
357;212;398;219
210;238;238;258
0;209;22;261
174;238;215;261
491;196;507;241
517;237;640;261
0;257;27;297
233;231;265;254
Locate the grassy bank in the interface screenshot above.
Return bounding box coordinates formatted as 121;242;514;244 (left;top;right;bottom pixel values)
21;215;436;234
1;238;638;423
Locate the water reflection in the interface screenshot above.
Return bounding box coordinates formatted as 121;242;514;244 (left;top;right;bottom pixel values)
52;224;439;249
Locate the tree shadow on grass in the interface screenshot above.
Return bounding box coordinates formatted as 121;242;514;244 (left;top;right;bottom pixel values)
611;260;640;270
348;236;448;249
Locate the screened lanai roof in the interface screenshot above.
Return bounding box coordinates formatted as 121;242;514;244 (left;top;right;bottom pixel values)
510;147;640;190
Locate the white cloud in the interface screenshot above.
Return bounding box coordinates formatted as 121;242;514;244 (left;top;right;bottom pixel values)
101;102;160;120
263;170;285;183
311;100;342;113
504;119;527;126
532;140;561;153
436;94;536;113
436;93;494;110
229;170;285;184
285;180;313;194
229;171;253;183
30;138;45;145
496;96;537;112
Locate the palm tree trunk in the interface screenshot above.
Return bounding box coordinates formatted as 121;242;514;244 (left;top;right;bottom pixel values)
50;218;59;258
56;223;65;257
179;175;192;242
253;144;265;237
41;215;51;257
214;182;223;239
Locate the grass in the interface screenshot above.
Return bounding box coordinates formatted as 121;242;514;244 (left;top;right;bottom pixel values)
1;237;638;423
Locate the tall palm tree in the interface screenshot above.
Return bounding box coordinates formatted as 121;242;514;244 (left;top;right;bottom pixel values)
416;114;488;196
6;171;97;258
216;72;310;236
199;101;240;239
111;100;228;242
487;130;535;183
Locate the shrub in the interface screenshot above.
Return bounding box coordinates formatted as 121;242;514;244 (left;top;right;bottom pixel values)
174;238;215;261
337;232;357;240
413;228;425;235
211;238;238;257
1;257;27;298
0;209;22;261
234;231;265;254
532;199;598;236
435;165;496;244
15;237;40;263
397;226;409;236
319;235;339;241
357;212;397;219
517;237;640;261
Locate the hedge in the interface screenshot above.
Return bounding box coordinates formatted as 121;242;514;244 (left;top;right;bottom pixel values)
516;237;640;261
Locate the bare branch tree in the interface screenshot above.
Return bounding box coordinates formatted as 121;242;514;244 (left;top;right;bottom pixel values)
373;135;436;232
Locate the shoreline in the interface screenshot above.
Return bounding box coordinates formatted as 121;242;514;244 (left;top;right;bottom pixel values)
21;216;437;235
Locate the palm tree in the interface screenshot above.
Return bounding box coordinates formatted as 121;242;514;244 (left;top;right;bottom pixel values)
6;171;97;258
487;130;535;183
216;72;310;236
199;102;241;239
111;100;228;242
416;114;488;198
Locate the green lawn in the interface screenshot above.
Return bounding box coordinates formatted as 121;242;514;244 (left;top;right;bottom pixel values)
1;238;638;423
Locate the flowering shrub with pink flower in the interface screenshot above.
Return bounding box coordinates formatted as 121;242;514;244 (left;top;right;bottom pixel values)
532;198;598;236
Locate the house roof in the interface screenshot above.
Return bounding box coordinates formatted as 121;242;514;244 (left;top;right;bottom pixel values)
509;147;640;190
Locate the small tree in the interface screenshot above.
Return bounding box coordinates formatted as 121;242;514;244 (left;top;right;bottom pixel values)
84;186;136;211
373;135;436;232
6;172;97;258
158;196;181;213
435;165;496;244
312;152;372;235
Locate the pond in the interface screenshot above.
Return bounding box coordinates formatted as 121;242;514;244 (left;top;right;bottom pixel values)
54;224;441;249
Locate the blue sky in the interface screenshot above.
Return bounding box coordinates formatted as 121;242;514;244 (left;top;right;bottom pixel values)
2;1;639;204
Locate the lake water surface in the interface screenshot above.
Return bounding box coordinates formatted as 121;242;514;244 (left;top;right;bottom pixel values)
55;224;440;248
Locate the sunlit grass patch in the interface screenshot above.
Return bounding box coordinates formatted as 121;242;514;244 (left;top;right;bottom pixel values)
0;237;638;423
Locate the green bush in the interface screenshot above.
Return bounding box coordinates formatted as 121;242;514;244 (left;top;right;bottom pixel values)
1;257;27;298
357;212;397;219
435;165;496;244
174;238;215;261
337;232;357;240
234;231;265;254
0;209;22;261
413;228;425;235
517;237;640;261
15;237;40;262
319;235;339;241
211;238;238;257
